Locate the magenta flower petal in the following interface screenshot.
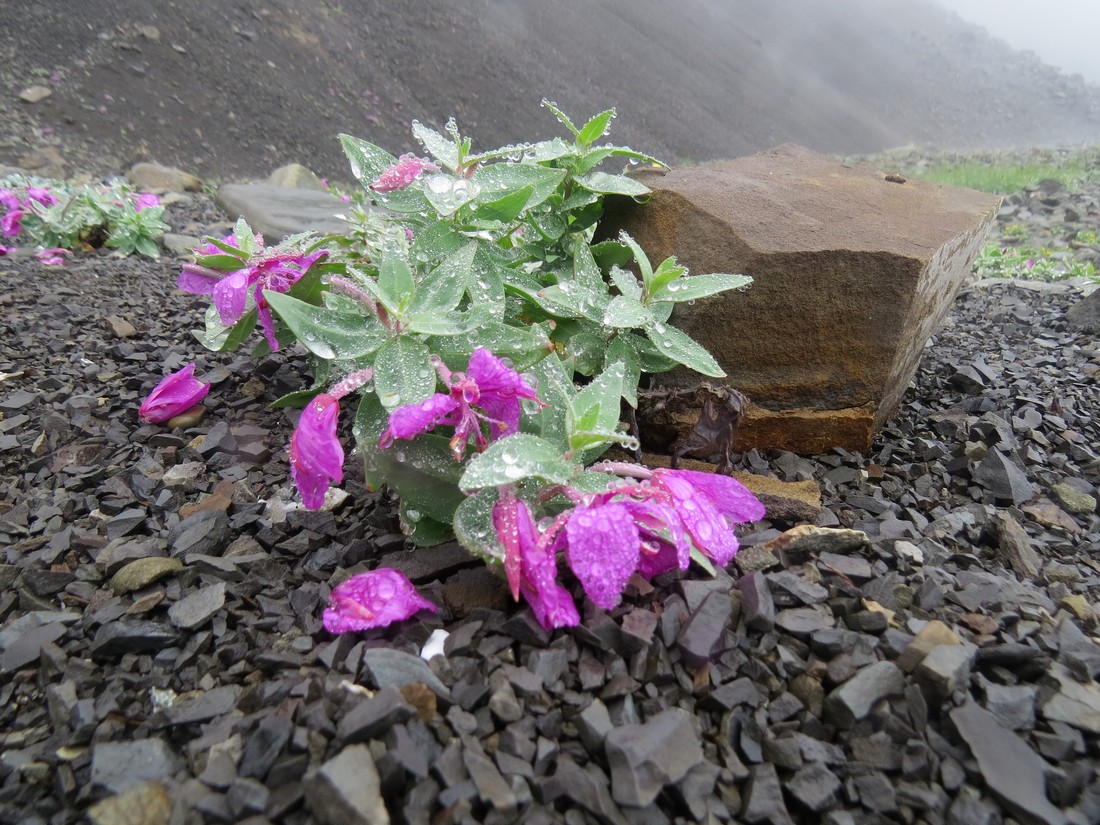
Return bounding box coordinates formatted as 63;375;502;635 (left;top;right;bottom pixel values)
492;494;526;601
657;472;740;567
322;568;438;633
0;189;19;212
25;187;57;207
139;363;211;423
1;209;23;237
212;269;255;327
290;394;345;509
380;394;459;444
177;263;220;295
564;502;640;610
657;468;765;523
134;193;160;211
623;499;690;575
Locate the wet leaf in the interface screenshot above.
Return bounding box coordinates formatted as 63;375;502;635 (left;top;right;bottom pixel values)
646;321;725;377
373;336;436;409
649;272;753;303
459;434;576;492
263;291;388;360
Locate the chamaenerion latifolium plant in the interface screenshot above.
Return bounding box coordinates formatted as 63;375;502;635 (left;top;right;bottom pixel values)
143;101;765;633
0;174;168;260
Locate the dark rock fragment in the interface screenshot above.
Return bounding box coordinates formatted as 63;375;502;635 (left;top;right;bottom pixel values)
975;448;1036;505
605;708;704;807
741;762;793;825
305;744;389;825
950;701;1066;825
823;661;904;728
239;714;293;780
338;687;416;743
90;620;182;659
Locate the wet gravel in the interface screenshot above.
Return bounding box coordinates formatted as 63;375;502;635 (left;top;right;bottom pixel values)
0;181;1098;825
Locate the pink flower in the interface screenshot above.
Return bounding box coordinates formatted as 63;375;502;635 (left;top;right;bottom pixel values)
323;569;438;633
289;393;344;510
649;468;765;567
492;495;580;630
134;193;160;211
25;187;57;207
177;248;326;351
139;363;211;423
380;348;543;459
0;189;19;212
36;247;70;266
0;245;13;256
1;209;23;238
369;153;440;193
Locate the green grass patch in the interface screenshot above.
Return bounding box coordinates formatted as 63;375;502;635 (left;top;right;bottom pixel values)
912;157;1095;194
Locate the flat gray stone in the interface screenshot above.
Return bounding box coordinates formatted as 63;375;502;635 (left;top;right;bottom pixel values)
91;739;183;794
167;581;226;629
605;708;704;807
1041;662;1100;734
216;183;348;240
361;648;451;700
950;702;1065;825
823;661;904;728
305;744;389;825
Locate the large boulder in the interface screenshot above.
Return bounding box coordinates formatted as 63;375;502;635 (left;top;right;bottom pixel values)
602;144;1000;454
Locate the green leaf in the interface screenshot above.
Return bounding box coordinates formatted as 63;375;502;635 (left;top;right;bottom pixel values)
194;252;247;271
268;388;321;410
523;354;574;451
469;245;507;313
373;336;436;409
541;99;580;136
459;434;576;493
606;336;641;407
263;290;389;360
471;184;533;224
530;282;608;322
572;237;605;292
649;272;754;303
411;221;465;266
422;175;480;216
619;232;654;289
592;240;633;271
409;242;475;315
406;304;494;336
609;265;642;301
577;108;616;146
400;501;455;547
193;305;257;352
474;164;567;212
563;330;608;377
646;321;726;378
232;218;261;255
378;256;416;313
454;488;504;565
568;361;625;452
411;121;460;171
429;322;551;372
339;134;397;186
576;171;650;197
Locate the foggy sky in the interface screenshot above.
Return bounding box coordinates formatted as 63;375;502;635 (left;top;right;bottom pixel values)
936;0;1100;84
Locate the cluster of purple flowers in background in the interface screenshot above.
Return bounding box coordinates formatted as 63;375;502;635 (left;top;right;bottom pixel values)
177;236;327;352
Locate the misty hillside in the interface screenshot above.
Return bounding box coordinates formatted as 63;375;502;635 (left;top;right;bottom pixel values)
2;0;1098;179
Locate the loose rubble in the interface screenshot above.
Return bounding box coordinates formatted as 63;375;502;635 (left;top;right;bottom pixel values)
0;174;1098;824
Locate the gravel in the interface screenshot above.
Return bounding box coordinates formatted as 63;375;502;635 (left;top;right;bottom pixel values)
0;162;1098;823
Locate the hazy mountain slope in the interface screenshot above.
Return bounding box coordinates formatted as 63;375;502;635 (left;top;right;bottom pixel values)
1;0;1097;179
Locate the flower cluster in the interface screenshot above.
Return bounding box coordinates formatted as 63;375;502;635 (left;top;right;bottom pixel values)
1;185;56;238
178;242;327;351
380;348;544;459
493;466;765;630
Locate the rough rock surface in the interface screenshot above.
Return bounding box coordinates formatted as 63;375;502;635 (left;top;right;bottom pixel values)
602;144;1002;454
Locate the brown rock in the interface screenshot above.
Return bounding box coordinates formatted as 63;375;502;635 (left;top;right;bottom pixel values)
126;162;202;193
178;479;237;521
897;620;960;672
760;525;869;564
990;511;1041;579
107;315;138;338
731;471;822;523
268;163;326;190
18;85;52;103
399;682;438;722
602;144;1000;453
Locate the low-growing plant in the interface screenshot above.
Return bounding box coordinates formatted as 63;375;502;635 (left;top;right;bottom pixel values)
972;242;1097;282
149;101;765;632
0;174;168;259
